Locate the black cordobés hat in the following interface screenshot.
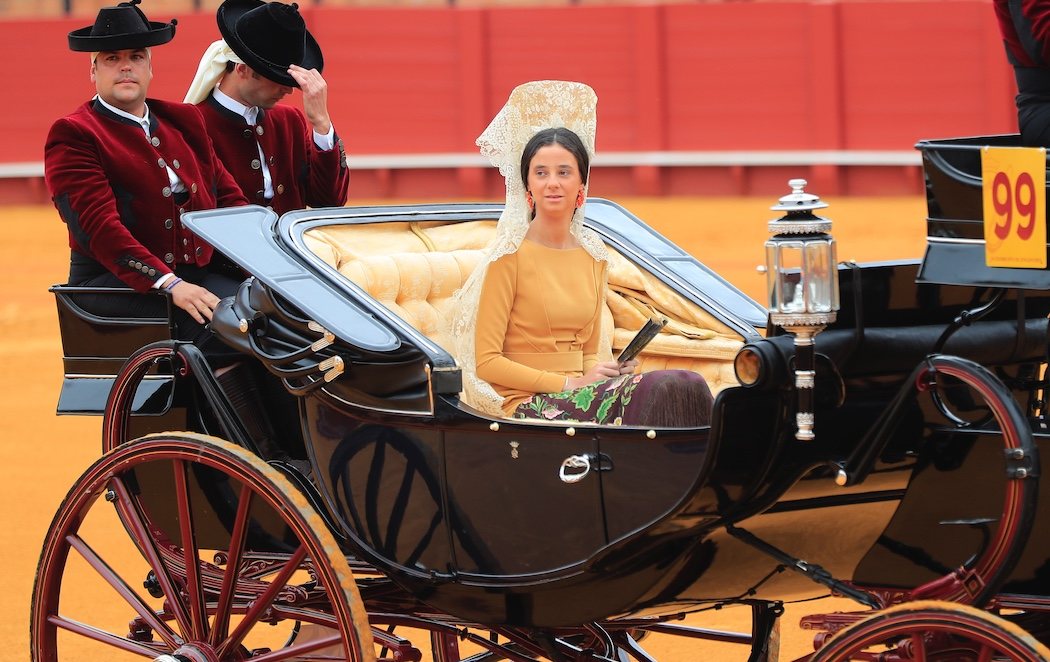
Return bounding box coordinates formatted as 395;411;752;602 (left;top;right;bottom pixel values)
217;0;323;88
68;0;177;52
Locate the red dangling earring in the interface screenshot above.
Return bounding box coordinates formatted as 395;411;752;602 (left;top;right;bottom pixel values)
576;191;585;208
526;191;534;210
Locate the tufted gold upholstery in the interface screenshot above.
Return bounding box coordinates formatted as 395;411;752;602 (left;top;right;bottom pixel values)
304;220;744;395
337;250;486;353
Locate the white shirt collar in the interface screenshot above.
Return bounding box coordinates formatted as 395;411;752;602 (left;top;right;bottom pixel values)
94;94;152;135
212;86;260;126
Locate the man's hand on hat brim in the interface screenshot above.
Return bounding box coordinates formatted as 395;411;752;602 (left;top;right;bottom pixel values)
289;64;331;136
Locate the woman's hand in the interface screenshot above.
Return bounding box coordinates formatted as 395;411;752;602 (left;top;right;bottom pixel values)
565;361;622;391
618;358;640;374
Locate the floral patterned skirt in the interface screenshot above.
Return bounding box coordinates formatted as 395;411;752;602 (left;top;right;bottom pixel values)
512;369;713;427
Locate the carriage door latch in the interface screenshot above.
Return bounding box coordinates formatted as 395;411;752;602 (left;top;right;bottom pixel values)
558;452;613;484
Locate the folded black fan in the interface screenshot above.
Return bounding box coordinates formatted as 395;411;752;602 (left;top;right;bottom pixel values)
616;315;668;365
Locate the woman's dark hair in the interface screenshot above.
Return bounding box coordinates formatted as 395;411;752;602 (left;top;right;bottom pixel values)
519;127;589;189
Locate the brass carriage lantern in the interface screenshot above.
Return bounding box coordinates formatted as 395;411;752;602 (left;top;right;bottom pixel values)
763;178;839;441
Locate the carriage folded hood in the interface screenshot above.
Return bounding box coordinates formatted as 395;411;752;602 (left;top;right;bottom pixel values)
182;206;401;353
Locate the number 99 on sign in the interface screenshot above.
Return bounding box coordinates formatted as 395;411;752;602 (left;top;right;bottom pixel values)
990;170;1038;241
981;146;1046;269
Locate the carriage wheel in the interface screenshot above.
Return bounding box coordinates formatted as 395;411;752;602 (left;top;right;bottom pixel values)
894;355;1039;606
808;600;1050;661
31;432;376;661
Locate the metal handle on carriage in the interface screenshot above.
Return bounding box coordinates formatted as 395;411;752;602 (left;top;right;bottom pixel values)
242;316;335;366
559;454;591;483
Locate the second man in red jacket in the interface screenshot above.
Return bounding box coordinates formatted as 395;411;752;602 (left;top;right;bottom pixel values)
185;0;350;214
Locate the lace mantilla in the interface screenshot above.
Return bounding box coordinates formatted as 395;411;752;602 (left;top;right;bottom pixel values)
447;80;609;416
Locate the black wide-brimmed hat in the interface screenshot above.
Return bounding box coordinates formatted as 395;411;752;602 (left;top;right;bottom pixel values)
68;0;176;53
217;0;323;88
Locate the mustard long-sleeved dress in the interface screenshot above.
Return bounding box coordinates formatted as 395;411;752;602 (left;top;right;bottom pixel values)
474;239;608;414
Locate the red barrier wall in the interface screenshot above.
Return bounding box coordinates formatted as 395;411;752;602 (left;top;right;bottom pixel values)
0;1;1019;198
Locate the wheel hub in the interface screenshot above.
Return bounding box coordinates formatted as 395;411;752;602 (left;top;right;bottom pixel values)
153;643;224;662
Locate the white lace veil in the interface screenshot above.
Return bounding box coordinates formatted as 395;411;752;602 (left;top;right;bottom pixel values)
447;80;609;415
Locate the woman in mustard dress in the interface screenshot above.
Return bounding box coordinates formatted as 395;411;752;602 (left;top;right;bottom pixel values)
450;81;712;426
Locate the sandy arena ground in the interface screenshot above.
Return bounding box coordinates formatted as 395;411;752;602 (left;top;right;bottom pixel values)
0;196;928;661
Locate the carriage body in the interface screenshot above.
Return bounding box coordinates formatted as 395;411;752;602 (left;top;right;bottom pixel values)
37;140;1050;659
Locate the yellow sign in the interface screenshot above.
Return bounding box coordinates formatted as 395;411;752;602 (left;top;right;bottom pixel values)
981;146;1047;268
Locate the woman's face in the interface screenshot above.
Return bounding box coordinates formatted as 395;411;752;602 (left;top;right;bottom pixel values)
526;143;584;220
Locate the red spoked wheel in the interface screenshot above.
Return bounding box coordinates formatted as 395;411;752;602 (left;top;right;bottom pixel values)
859;355;1040;608
31;432;376;661
807;600;1050;662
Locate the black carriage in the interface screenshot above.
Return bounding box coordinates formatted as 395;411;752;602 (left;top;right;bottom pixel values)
31;140;1050;660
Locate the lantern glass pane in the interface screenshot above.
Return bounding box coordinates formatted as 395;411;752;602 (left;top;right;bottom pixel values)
829;239;840;310
764;242;780;309
803;240;834;313
776;242;805;313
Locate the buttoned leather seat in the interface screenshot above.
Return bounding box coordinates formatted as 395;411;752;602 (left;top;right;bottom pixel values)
304;220;743;396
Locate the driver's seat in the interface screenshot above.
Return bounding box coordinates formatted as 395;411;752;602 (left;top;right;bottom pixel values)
50;285;175;415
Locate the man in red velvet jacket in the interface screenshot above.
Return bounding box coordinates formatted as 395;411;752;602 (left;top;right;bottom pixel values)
45;0;248;350
995;0;1050;145
184;0;349;215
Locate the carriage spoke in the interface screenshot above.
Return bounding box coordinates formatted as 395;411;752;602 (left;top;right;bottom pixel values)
217;545;309;658
48;614;163;657
110;476;194;639
977;644;995;662
173;459;208;642
910;632;927;662
209;482;254;647
611;631;657;662
243;631;343;662
65;533;182;649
